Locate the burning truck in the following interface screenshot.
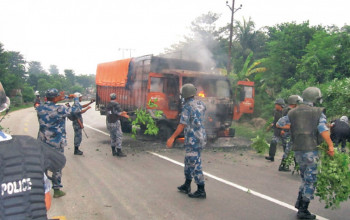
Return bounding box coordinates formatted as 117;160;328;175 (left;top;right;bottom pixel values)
95;55;254;140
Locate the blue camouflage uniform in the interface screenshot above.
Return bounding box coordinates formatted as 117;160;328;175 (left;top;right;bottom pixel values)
180;98;207;185
106;100;123;149
277;102;328;201
72;100;83;148
36;97;79;189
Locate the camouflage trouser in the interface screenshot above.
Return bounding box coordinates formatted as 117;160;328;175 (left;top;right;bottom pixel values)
282;134;292;159
73;121;82;147
269;135;287;157
184;145;205;185
37;134;65;189
52;169;63;189
294;151;319;201
107;120;122;149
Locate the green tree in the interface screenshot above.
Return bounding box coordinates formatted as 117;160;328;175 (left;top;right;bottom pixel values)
64;69;75;89
28;61;47;75
297;30;338;83
264;21;320;91
49;65;59;75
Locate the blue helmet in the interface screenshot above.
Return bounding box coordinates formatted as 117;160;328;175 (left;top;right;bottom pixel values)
46;88;59;98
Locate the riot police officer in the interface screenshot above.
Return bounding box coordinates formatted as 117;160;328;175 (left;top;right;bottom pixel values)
330;115;350;153
36;88;79;198
167;83;207;199
0;82;66;219
277;87;334;219
277;95;302;172
106;93;129;157
265;98;286;162
70;92;94;155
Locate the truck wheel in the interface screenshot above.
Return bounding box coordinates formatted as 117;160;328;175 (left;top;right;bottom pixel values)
121;120;132;133
157;123;173;141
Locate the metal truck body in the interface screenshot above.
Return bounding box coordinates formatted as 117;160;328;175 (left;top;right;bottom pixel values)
95;55;254;139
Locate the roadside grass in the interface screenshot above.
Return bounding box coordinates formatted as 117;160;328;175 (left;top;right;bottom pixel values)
233;122;272;140
0;103;33;117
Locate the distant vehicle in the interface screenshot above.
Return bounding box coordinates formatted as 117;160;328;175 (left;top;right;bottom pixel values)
95;55;254;140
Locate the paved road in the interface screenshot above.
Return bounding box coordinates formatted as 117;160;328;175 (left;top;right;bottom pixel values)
2;103;350;220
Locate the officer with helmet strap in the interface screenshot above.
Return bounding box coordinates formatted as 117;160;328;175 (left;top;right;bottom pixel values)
167;83;207;199
277;87;334;219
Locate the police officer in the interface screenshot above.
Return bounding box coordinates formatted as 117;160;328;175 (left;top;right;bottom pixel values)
167;83;207;199
277;87;334;219
330;115;350;153
36;88;79;198
265;98;286;162
70;92;94;155
106;93;129;157
34;90;41;108
0;82;66;220
277;95;302;172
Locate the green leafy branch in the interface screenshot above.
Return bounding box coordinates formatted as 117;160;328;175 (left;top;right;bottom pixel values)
316;142;350;209
130;99;163;139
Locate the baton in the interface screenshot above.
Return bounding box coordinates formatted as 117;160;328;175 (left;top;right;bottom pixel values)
82;128;88;138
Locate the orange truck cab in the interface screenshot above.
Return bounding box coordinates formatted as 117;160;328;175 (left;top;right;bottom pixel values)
96;55;254;140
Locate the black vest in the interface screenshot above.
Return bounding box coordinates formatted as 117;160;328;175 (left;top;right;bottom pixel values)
0;135;66;220
273;109;283;137
106;101;122;123
288;104;324;151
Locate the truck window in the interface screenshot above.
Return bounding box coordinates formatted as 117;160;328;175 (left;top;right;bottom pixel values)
150;77;164;92
216;80;230;98
244;86;253;98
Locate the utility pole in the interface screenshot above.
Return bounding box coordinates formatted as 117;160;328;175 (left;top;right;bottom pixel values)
118;48;135;58
226;1;242;74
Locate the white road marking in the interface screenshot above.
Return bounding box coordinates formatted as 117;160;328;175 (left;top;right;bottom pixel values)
83;124;328;220
148;151;328;220
84;124;110;136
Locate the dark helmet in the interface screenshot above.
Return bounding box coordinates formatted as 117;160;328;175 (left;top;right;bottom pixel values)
46;88;59;98
302;87;322;104
274;98;285;107
287;95;302;105
110;93;116;100
181;84;197;99
0;82;10;113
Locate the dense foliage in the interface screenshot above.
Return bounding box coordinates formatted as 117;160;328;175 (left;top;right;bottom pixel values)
165;13;350;119
316;143;350;209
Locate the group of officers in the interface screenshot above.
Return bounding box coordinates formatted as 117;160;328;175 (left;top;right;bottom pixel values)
264;86;344;219
0;82;130;219
0;82;342;220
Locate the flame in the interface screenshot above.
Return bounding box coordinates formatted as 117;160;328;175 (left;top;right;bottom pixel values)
198;91;205;97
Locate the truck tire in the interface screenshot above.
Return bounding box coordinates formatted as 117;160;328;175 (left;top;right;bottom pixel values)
121;119;132;133
157;123;173;141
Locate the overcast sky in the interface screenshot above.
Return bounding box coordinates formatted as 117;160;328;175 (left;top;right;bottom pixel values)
0;0;348;75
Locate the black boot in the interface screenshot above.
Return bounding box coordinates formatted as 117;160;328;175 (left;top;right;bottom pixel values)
177;179;191;194
116;148;127;157
188;184;206;199
278;159;290;172
295;191;302;209
265;141;277;162
297;200;316;219
265;156;274;162
74;146;83;155
111;147;118;156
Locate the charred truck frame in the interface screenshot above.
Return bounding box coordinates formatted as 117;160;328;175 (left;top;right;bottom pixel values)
95;55;254;140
